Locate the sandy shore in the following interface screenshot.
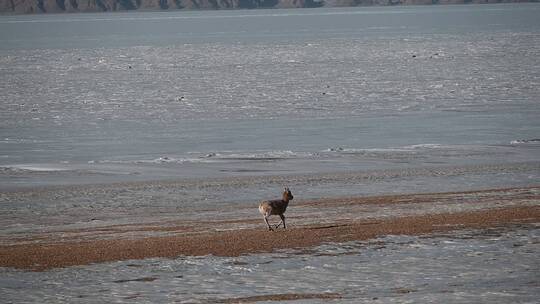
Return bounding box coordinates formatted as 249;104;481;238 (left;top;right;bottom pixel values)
1;203;538;271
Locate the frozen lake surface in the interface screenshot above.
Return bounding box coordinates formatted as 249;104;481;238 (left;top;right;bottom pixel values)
1;4;539;189
0;4;539;303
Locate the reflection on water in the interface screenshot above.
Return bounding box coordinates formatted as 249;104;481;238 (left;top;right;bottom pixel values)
1;225;538;303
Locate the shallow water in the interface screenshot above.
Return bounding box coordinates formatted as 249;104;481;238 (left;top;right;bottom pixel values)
1;225;538;303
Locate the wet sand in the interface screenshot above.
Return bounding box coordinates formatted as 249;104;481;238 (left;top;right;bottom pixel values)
1;201;538;271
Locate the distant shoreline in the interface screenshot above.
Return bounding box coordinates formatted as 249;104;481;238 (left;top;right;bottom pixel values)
1;186;538;271
1;0;537;15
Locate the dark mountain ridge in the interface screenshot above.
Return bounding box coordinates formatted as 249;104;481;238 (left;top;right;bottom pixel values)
1;0;535;14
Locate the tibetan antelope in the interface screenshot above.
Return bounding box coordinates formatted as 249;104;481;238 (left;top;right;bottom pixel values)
258;187;294;231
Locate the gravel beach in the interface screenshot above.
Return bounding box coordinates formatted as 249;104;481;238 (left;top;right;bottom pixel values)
1;185;538;271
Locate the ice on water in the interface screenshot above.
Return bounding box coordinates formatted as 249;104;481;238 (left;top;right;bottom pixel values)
1;5;540;190
0;4;540;302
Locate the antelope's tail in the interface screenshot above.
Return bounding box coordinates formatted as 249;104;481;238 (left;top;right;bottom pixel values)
259;202;271;216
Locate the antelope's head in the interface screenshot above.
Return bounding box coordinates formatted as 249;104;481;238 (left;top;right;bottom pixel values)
282;187;294;201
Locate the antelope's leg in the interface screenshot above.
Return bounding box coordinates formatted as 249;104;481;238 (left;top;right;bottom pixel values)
264;215;273;231
280;214;286;229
